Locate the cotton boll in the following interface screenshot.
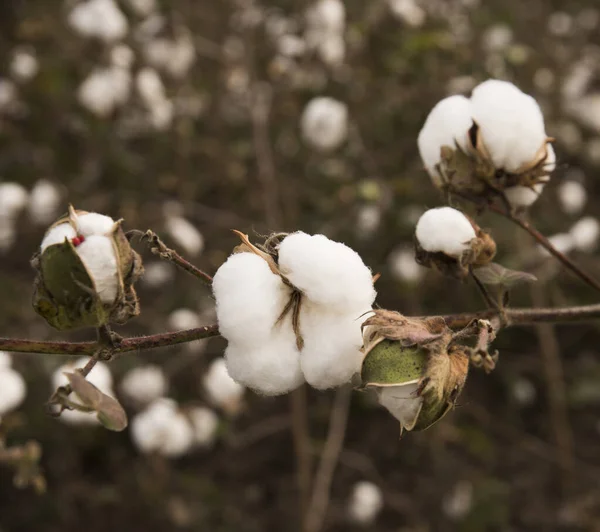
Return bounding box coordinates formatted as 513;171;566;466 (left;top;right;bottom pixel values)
142;261;174;288
136;67;166;104
68;0;129;42
278;232;376;314
10;48;39;82
300;97;348;152
417;95;474;186
558;181;587;215
471;80;547;172
167;308;201;331
213;253;292;346
131;398;194;457
299;304;367;389
0;182;28;218
110;45;135;69
0;367;26;415
28;180;62;225
75;235;119;304
203;357;245;411
74;212;116;237
78;67;131;117
317;34;345;66
570;216;600;252
40;223;77;252
144;34;196;78
443;481;473;520
164;216;204;256
348;481;384;525
0;351;12;369
306;0;345;35
388;0;426;27
504;183;545;208
415;207;476;258
188;406;219;448
126;0;157;17
377;383;422;428
388;247;424;283
225;322;304;395
120;365;167;404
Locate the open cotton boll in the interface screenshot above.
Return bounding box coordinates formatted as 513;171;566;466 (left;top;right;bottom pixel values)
203;357;245;411
471;80;547;173
68;0;129;42
188;406;219;448
278;232;376;314
415;207;476;258
377;383;423;428
225;323;304;396
300;97;348;152
164;216;204;256
120;365;167;404
0;182;28;218
348;481;384;525
417;95;474;186
213;252;292;346
28;180;62;225
559;180;587;215
40;223;76;253
299;304;368;389
131;398;194;457
73;212;116;237
0;367;26;415
570;216;600;252
75;235;119;304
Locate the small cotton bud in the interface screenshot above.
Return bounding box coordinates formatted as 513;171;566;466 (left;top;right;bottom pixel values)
347;481;384;525
558;180;587;215
570;216;600;252
187;406;219;448
0;367;26;415
203;358;244;413
120;365;167;405
300;97;348;152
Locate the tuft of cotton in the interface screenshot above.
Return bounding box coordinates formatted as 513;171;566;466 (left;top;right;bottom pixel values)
0;367;26;415
68;0;129;42
130;398;194;457
73;212;116;237
558;180;587;215
164;216;204;256
40;223;77;252
570;216;600;252
299;304;367;389
28;180;62;225
278;232;376;314
388;247;424;283
377;383;422;428
0;182;28;218
203;357;245;411
415;207;476;258
504;183;545;208
348;481;384;525
188;406;219;448
417;95;474;186
78;67;131;117
10;48;39;82
167;308;201;331
120;365;167;404
225;322;304;396
300;97;348;152
471;80;547;173
213;252;292;347
75;235;119;304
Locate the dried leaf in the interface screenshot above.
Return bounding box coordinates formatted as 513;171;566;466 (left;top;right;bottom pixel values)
231;230;280;275
474;263;537;288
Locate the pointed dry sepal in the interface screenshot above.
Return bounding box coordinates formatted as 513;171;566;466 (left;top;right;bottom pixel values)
31;208;143;331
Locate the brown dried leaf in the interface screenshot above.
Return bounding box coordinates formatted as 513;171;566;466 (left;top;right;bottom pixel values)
231;230;280;275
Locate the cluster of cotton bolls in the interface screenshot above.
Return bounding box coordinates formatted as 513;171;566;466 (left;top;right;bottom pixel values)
0;352;26;416
418;79;555;208
213;232;376;394
305;0;346;67
347;481;384;525
301;96;349;152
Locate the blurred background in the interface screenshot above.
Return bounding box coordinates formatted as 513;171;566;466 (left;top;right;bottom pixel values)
1;0;600;530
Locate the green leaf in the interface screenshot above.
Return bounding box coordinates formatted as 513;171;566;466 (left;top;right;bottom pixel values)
474;263;537;288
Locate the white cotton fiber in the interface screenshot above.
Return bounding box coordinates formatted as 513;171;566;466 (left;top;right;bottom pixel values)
0;351;11;369
415;207;476;258
74;212;115;237
299;303;367;389
0;367;26;415
417;95;474;186
213;252;292;347
188;406;219;448
203;357;245;411
278;232;376;314
377;383;423;429
504;183;545;208
120;365;167;404
471;79;547;173
225;321;304;396
75;235;119;304
300;97;348;152
40;223;77;252
348;481;384;525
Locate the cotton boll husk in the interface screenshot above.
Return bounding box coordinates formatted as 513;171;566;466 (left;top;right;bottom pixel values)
225;322;304;396
278;232;376;314
570;216;600;252
203;357;245;411
417;95;474;186
120;365;167;405
164;216;204;256
504;183;545;208
415;207;476;258
300;97;348;152
74;212;115;237
377;383;423;428
188;406;219;448
130;398;194;457
299;303;368;389
0;367;26;415
559;180;587;215
471;80;547;172
0;182;28;218
167;308;201;331
28;180;62;225
213;253;292;346
348;481;384;525
40;223;77;252
75;235;119;304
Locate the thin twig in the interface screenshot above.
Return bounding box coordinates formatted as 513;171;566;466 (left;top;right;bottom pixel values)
304;385;352;532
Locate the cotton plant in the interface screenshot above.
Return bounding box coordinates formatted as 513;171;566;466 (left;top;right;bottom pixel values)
418;79;555;209
0;352;26;416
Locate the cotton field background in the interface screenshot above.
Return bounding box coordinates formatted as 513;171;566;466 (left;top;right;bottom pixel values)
2;0;600;530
